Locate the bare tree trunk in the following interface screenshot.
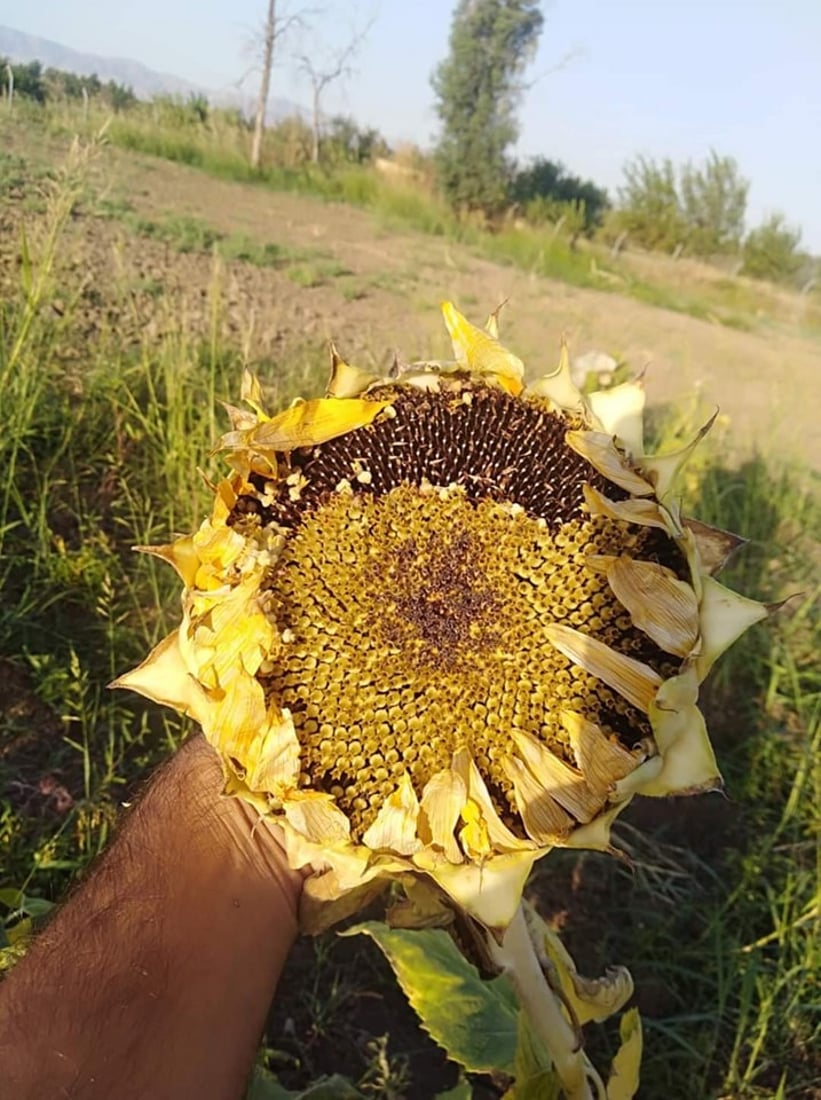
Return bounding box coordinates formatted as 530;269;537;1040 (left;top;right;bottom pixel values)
610;230;628;259
311;85;320;164
251;0;277;169
5;64;13;111
297;16;375;169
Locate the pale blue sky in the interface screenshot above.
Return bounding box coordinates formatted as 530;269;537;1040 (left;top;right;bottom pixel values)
4;0;820;250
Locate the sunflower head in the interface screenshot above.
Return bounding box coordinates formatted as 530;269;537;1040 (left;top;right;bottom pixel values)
115;302;771;933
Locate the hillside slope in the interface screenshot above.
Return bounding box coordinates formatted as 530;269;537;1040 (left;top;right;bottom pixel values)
4;122;819;465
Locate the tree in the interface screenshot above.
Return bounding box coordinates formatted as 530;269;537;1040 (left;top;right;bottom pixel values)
295;16;375;164
679;150;748;255
3;60;45;104
431;0;544;218
251;0;278;168
322;115;390;165
615;155;686;251
104;80;137;113
742;213;805;283
509;157;609;231
247;1;304;168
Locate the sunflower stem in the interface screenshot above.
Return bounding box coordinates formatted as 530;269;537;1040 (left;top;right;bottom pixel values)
487;903;598;1100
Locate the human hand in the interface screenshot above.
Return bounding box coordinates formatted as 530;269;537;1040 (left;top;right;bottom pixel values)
175;732;307;913
0;731;306;1100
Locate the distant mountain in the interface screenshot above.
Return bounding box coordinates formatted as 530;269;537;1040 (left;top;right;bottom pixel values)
0;25;304;118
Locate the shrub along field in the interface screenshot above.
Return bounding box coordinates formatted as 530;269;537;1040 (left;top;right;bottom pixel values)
1;115;818;1098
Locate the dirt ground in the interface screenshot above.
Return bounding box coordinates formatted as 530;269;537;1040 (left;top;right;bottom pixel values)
112;149;821;469
6;131;818;468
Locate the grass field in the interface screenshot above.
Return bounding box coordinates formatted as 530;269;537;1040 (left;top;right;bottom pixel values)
1;116;818;1098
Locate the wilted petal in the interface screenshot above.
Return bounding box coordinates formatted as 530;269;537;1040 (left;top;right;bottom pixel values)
510;729;602;822
696;576;771;680
616;669;721;797
110;631;208;725
683;517;747;576
362;772;422;855
326;343;380;398
300;873;391;935
524;903;633;1025
201;590;276;684
241;367;269;418
441;300;524;395
283;790;352;844
565;430;654;496
587;380;646;455
221;400;258;431
503;754;573;843
604;555;700;658
282;823;406;889
202;673;269;762
135;535;201;587
416;849;541;932
527;340;585;413
245;706;301;793
582;484;675;533
545;622;662;713
559;800;629;855
397;368;443;392
561;711;641;798
607;1008;643;1100
452;747;535;854
484;299;508;339
385;874;457;931
418;768;467;864
220;396;391;456
638;411;717;499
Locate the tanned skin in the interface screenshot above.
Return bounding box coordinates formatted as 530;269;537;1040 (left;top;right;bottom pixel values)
0;735;305;1099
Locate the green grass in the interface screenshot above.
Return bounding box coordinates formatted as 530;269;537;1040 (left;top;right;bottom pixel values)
1;135;818;1098
93;195;351;281
559;441;820;1099
19;99;815;335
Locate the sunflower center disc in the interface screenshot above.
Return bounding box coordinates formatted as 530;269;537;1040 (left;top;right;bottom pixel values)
234;384;680;836
261;482;670;835
373;525;502;665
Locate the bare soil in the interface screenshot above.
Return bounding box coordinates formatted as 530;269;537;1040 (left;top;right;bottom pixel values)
5;132;819;466
119;152;821;468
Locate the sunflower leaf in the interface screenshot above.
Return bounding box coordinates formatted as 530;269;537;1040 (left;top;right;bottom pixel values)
503;1010;562;1100
245;1069;364;1100
345;921;519;1074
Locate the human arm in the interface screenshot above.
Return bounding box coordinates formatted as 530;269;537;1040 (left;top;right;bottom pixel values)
0;734;304;1100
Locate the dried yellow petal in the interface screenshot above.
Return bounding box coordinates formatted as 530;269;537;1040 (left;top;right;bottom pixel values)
441;300;524;395
604;555;700;658
545;622;662;713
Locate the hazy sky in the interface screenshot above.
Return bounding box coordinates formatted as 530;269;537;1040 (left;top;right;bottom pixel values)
4;0;821;251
